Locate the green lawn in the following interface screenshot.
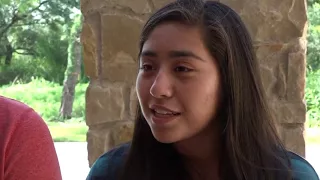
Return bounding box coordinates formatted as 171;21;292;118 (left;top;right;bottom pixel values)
0;78;88;142
47;121;88;142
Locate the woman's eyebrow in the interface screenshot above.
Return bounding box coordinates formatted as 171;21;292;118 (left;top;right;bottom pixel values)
168;50;204;61
140;50;204;61
140;50;157;57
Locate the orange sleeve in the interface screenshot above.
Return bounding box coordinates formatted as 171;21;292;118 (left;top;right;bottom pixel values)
4;109;62;180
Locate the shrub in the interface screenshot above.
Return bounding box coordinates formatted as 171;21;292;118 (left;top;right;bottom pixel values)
306;69;320;127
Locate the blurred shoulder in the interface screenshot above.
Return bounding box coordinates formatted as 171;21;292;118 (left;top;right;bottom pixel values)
86;143;130;180
288;151;319;180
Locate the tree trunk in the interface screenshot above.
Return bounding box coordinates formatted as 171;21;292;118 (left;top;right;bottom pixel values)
5;44;13;65
59;16;82;119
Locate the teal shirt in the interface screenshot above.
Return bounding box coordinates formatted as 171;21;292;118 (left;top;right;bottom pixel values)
87;143;319;180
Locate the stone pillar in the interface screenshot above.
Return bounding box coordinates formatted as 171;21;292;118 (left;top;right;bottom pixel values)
224;0;308;156
80;0;308;166
80;0;147;166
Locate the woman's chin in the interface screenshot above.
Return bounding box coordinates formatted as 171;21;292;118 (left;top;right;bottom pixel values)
151;130;182;144
155;137;177;144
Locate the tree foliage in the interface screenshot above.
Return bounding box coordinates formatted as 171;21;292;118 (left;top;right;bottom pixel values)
0;0;80;84
0;0;79;65
307;2;320;71
308;0;320;6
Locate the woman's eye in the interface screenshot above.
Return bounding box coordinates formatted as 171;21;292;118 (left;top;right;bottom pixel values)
139;64;153;71
175;66;192;72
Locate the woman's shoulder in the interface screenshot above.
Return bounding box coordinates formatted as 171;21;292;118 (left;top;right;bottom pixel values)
86;143;130;180
288;151;319;180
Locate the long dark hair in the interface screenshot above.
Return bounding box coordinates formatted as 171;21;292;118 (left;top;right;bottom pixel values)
118;0;292;179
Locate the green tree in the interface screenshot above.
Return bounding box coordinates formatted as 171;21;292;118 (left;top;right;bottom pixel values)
0;0;47;64
307;2;320;71
0;0;79;65
59;14;83;119
0;0;81;85
308;0;320;6
35;25;69;83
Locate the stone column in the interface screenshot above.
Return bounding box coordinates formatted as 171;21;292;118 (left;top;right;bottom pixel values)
80;0;308;166
223;0;308;156
80;0;149;166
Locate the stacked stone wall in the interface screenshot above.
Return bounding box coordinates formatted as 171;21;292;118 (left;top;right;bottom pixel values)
80;0;308;166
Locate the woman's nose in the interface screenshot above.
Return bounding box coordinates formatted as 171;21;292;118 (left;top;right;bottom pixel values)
149;71;173;99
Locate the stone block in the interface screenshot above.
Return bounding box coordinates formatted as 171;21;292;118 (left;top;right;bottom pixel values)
81;0;108;15
151;0;174;10
279;123;306;157
259;62;287;101
255;41;306;102
103;0;152;14
256;44;294;101
87;122;134;166
255;43;286;67
99;14;143;82
222;0;307;42
270;101;306;124
81;21;98;78
287;0;308;36
102;63;138;84
86;80;129;125
81;0;151;14
271;63;287;100
287;52;306;101
101;14;143;63
87;125;113;166
111;122;134;147
259;66;277;97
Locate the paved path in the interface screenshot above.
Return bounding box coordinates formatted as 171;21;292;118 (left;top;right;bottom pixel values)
55;143;320;180
54;143;90;180
306;144;320;175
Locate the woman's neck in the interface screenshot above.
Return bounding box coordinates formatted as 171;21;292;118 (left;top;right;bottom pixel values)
174;124;221;179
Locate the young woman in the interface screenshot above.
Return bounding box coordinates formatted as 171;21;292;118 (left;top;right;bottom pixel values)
87;0;319;179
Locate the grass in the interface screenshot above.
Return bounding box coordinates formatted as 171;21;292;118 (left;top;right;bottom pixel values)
0;78;88;142
47;119;88;142
0;77;87;122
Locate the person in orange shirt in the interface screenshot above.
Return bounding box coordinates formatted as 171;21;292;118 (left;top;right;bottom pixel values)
0;96;62;180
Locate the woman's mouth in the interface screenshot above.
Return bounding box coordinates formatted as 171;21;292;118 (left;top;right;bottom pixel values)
152;109;180;116
150;105;181;125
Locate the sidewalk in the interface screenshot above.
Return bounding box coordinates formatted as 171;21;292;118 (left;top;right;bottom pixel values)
54;142;90;180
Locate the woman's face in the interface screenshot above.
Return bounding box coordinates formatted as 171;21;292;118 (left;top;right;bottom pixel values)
136;22;222;143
